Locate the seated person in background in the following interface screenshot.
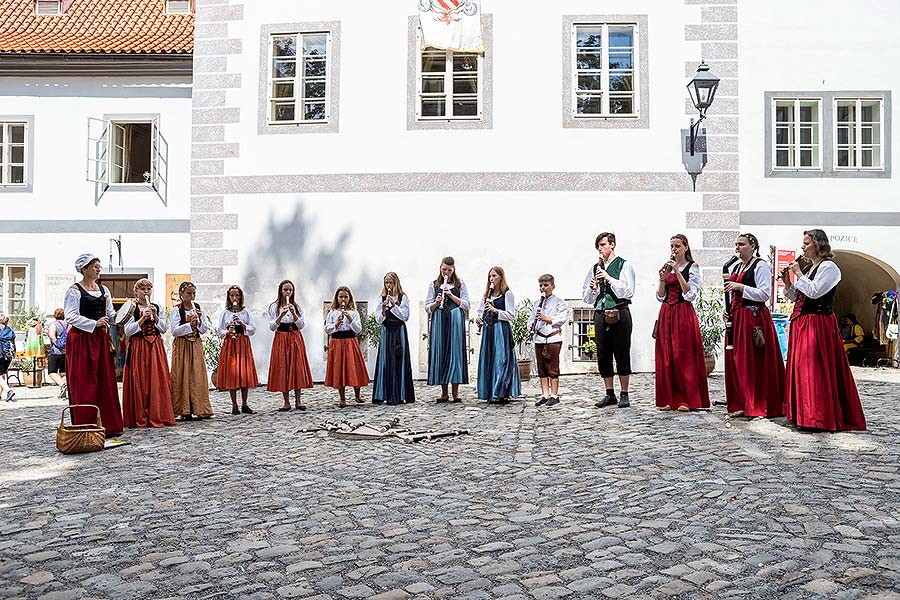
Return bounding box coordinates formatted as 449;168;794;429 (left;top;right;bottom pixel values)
840;314;865;353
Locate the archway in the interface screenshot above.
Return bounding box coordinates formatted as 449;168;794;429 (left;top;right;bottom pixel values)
831;250;900;350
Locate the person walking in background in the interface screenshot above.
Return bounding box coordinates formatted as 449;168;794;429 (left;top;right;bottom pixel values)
0;314;16;402
46;308;68;399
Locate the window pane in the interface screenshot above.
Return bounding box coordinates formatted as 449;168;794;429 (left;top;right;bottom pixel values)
304;102;326;121
576;94;601;115
775;125;793;145
304;59;326;78
273;60;296;78
799;101;818;122
577;75;602;91
273;82;294;99
302;35;327;57
608;26;634;47
421;98;446;117
576;51;603;70
609;75;633;92
453;54;478;72
9;125;24;144
10;145;24;163
837;149;852;167
0;126;4;143
775;102;794;122
836;101;855;122
799;126;813;145
421;76;444;93
453;75;477;95
453;100;478;117
871;146;882;167
10;165;24;184
304;81;326;99
862;149;873;167
609;96;634;114
273;103;295;121
608;51;633;70
861;100;880;123
422;53;446;73
776;149;791;167
861;125;875;145
575;26;603;48
273;36;296;57
800;149;813;167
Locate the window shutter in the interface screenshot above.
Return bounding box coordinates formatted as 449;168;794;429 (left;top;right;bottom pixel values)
151;118;169;206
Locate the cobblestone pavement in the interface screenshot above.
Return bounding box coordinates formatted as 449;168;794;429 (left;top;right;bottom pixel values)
1;370;899;600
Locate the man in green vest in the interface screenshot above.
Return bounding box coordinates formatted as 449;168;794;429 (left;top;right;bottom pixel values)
582;232;636;408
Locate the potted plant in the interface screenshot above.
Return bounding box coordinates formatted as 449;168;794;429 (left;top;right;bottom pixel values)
19;357;43;387
360;313;382;351
583;339;597;360
696;287;725;375
202;332;222;390
511;298;534;381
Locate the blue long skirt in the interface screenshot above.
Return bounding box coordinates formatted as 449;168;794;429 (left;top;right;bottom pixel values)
427;307;468;385
373;320;415;405
477;321;520;402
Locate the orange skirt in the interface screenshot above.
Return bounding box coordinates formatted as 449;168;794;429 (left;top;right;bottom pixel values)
217;334;259;390
267;330;313;392
123;336;176;428
325;337;370;388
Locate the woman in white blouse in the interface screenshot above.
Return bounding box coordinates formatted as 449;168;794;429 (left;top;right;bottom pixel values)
781;229;866;431
475;266;520;403
654;234;710;411
425;257;470;402
267;279;313;411
373;272;415;405
217;285;259;415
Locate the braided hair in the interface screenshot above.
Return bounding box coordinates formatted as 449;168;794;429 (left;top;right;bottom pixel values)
738;232;761;257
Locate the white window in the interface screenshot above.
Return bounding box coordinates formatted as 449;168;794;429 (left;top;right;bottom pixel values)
416;42;483;121
166;0;191;14
0;264;29;321
35;0;60;15
268;33;330;124
835;98;883;170
0;122;27;186
573;23;638;117
86;117;168;204
773;99;821;169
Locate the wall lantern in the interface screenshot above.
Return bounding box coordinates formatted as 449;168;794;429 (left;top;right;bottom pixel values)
687;61;720;156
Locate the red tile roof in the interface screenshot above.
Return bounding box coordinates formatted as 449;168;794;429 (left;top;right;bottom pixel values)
0;0;193;54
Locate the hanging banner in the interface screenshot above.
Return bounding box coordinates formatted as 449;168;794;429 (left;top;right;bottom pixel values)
418;0;484;52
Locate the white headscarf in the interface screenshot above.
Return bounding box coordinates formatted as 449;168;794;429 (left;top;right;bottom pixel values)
75;253;99;273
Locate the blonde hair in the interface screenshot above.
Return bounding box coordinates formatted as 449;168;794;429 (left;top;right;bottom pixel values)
133;278;153;294
482;266;510;299
379;272;405;299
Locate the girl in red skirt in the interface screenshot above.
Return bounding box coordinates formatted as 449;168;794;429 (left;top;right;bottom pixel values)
217;285;259;415
654;234;710;411
268;280;313;411
724;233;785;418
324;286;370;407
63;254;123;436
782;229;866;431
122;279;175;428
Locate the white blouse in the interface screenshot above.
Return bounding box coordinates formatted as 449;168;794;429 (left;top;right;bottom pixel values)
730;259;772;304
268;302;305;330
218;308;256;337
476;290;515;322
582;258;637;305
527;294;569;344
425;280;470;314
375;294;410;324
171;304;208;338
63;285;116;333
785;260;841;301
325;308;362;335
656;263;702;303
123;305;168;337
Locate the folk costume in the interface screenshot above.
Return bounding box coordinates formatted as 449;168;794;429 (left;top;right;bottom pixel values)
527;294;569;380
122;304;175;428
425;279;470;386
581;257;636;378
654;262;710;410
476;290;520;402
217;308;259;390
170;303;213;418
784;261;866;431
724;259;785;417
266;303;313;392
324;308;370;389
373;293;415;405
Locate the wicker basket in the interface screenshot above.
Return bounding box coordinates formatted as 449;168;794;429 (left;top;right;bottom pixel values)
56;405;105;455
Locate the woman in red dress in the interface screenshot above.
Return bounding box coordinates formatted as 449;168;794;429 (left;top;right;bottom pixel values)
217;285;259;415
267;280;313;411
63;254;123;436
655;234;709;411
122;279;175;428
782;229;866;431
724;233;785;418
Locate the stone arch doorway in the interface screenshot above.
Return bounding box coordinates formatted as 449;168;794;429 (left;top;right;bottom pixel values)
831;250;900;339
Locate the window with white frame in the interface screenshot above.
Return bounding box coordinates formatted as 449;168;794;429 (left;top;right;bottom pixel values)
417;40;483;120
268;33;330;123
0;122;27;186
835;98;883;169
773;99;821;169
166;0;191;14
86;117;168;204
0;263;28;321
35;0;60;15
573;22;637;117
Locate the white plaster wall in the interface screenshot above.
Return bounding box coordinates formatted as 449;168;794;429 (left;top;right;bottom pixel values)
227;1;694;176
218;191;704;380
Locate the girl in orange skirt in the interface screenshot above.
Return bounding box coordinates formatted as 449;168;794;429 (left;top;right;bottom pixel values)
122;279;175;428
170;281;213;421
324;286;370;407
217;284;259;415
268;279;313;411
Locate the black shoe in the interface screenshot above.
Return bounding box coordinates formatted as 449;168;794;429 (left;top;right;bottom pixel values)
436;397;450;404
617;393;630;408
232;407;240;415
545;397;560;407
535;397;549;407
595;393;617;408
452;397;463;403
241;405;254;414
180;414;194;421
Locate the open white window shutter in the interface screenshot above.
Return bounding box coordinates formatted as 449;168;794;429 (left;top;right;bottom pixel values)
86;117;110;202
151;117;169;206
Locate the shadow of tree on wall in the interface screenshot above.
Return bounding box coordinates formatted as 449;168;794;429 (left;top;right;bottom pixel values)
241;201;380;381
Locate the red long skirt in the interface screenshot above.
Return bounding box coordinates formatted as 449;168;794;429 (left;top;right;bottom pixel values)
784;314;866;431
266;330;313;392
66;327;123;436
655;302;710;410
217;334;259;390
724;306;785;417
123;336;176;428
325;337;370;388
